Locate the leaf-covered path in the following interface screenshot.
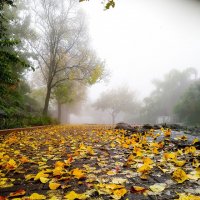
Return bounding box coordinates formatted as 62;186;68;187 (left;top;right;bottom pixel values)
0;125;200;200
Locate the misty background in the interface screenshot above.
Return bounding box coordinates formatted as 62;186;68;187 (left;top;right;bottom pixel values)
71;0;200;124
1;0;200;128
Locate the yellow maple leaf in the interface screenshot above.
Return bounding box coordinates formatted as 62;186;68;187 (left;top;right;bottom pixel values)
107;170;117;175
153;147;159;154
29;193;46;199
184;146;196;155
25;174;35;181
53;167;63;176
172;168;188;183
34;171;49;181
163;152;177;161
86;146;94;155
164;129;171;137
174;160;186;167
64;191;87;200
192;138;199;144
143;157;153;165
49;182;61;190
112;188;127;200
137;164;152;174
72;168;85;179
105;184;124;190
175;193;200;200
55;161;65;168
20;156;29;163
6;159;17;170
40;177;49;183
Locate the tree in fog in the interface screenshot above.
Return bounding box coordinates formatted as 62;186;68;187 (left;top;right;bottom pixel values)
93;87;139;124
54;81;86;123
141;68;197;123
30;0;105;116
174;80;200;125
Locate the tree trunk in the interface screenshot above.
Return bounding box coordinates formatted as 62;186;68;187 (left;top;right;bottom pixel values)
43;86;51;116
57;102;62;123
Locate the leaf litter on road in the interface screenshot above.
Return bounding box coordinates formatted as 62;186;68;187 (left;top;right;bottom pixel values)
0;125;200;199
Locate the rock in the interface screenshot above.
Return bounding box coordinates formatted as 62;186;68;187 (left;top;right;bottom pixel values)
142;124;153;129
115;122;136;133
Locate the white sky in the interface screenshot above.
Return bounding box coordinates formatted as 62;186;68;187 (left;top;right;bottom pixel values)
79;0;200;101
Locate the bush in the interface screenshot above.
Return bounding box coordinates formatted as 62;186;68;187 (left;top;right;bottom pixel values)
0;115;58;129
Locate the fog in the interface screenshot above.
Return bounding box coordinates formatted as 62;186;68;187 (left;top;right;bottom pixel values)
68;0;200;124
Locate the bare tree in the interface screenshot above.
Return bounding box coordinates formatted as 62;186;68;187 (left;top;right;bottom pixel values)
93;87;139;124
30;0;104;115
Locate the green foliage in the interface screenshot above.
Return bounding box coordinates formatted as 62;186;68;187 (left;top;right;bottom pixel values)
174;80;200;125
0;115;58;129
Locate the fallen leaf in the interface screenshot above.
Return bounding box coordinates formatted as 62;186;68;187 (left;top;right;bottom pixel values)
71;168;85;179
64;191;87;200
111;188;127;200
9;189;26;197
149;183;166;193
40;177;49;183
49;182;61;190
172;168;188;183
130;186;148;194
29;193;46;199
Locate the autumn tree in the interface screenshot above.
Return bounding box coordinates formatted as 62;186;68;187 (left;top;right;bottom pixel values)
30;0;105;116
93;87;139;124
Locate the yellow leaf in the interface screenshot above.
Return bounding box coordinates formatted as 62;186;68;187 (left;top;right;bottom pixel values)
34;171;49;181
164;129;171;137
20;156;29;163
40;177;49;183
53;167;63;176
86;146;94;155
149;183;166;193
112;188;127;200
111;142;115;148
6;159;17;170
184;146;196;155
49;182;61;190
163;152;176;161
137;164;152;174
107;170;117;175
72;168;85;179
143;157;153;165
174;160;186;167
153;147;159;154
64;191;87;200
172;168;188;183
29;193;46;199
175;193;200;200
25;174;35;181
105;184;124;190
55;161;65;168
192;138;199;144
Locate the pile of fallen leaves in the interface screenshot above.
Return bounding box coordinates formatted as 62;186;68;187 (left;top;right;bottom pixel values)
0;125;200;200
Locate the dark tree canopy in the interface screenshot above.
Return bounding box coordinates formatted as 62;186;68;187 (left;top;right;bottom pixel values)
174;80;200;125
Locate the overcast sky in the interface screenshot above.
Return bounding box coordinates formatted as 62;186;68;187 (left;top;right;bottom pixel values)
78;0;200;101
